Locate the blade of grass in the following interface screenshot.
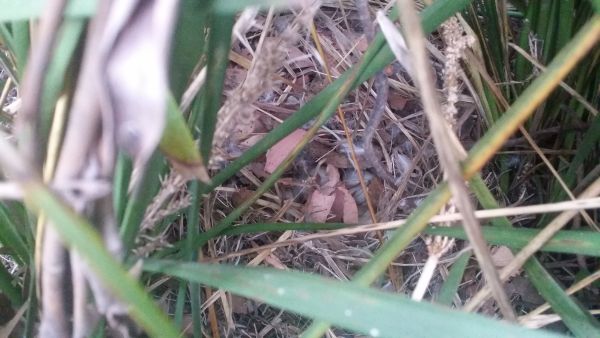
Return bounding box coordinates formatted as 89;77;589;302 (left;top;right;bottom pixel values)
185;181;203;338
0;261;22;306
426;226;600;257
0;136;179;337
168;0;211;100
9;21;29;77
193;11;234;162
436;250;471;307
0;204;30;264
120;152;166;253
143;260;565;338
0;0;97;22
159;95;209;182
113;152;132;225
39;18;85;155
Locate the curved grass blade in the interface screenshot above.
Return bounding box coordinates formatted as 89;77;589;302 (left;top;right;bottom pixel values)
143;260;565;338
23;183;180;337
120;152;165;253
159;95;209;182
39;19;85;153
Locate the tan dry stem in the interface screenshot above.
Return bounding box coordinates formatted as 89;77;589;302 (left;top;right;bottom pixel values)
397;0;515;320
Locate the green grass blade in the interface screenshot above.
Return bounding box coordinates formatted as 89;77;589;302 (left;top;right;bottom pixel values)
184;181;202;338
39;18;85;153
159;95;208;181
10;21;29;77
22;182;180;337
120;152;165;253
425;227;600;257
436;250;471;307
164;219;600;259
193;11;234;162
168;0;211;99
0;204;30;264
524;258;600;337
143;260;565;338
0;261;22;306
0;0;96;22
113;152;132;225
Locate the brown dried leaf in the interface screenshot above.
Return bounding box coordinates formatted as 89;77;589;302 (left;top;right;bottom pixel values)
330;186;359;224
305;189;336;223
321;164;340;195
232;188;255;208
264;129;307;173
388;91;408;110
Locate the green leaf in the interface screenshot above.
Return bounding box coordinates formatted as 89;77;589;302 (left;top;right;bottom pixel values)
0;0;96;22
193;11;234;162
39;18;85;153
0;261;22;306
424;227;600;257
120;152;165;253
436;250;471;307
22;181;179;337
0;204;30;264
159;95;209;182
143;260;565;338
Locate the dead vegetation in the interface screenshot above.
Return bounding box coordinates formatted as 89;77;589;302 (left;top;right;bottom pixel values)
0;0;599;337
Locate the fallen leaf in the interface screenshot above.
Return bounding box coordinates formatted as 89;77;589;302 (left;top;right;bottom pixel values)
306;165;357;224
305;189;336;223
232;188;255;208
368;176;384;207
264;129;307;173
239;134;264;150
321;164;340;194
388;90;408;110
330;186;359;224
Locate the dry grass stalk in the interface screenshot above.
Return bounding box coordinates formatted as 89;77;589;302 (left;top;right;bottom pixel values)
440;17;475;126
211;1;321;162
141;173;189;232
411;204;455;301
411;14;474;302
